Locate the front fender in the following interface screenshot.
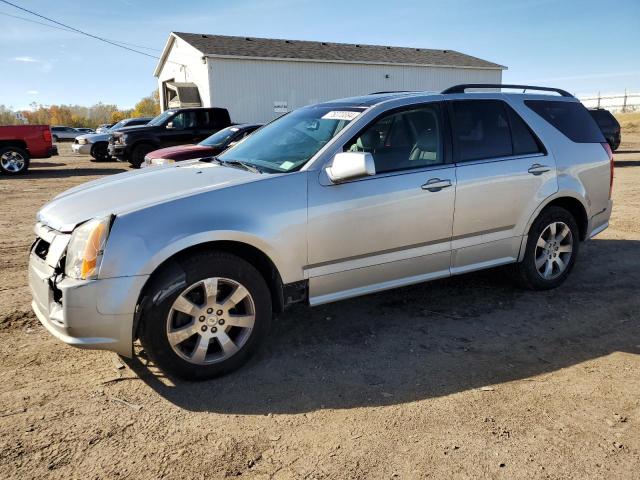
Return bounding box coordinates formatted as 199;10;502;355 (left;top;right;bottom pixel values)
99;172;308;285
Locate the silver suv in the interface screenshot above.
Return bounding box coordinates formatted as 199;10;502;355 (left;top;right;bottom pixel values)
29;84;614;380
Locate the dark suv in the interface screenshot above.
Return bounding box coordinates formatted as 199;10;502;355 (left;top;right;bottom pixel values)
589;108;621;151
109;107;232;167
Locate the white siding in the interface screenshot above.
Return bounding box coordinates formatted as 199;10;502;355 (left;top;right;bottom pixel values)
157;38;209;110
207;58;502;123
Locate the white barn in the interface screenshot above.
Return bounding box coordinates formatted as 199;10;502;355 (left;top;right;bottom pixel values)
154;33;506;123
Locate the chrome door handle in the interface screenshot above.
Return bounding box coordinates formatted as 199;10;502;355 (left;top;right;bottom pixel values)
528;164;551;175
422;178;452;192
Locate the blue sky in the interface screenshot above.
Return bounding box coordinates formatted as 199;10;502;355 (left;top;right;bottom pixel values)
1;0;638;110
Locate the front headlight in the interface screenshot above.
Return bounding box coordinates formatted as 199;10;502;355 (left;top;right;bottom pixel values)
78;138;87;145
152;158;175;166
65;216;112;280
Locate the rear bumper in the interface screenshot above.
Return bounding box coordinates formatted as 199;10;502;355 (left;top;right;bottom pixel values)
71;143;91;155
587;199;613;239
28;250;148;357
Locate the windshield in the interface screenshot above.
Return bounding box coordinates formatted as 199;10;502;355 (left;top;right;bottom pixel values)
199;126;240;147
109;120;128;131
217;106;363;173
148;110;175;126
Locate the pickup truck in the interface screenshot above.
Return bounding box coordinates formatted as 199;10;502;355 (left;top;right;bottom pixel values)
0;125;58;174
108;107;232;168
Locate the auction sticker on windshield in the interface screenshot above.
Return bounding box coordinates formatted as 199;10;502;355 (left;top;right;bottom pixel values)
321;111;361;121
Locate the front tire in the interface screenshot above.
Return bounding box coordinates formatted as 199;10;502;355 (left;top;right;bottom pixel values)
515;206;579;290
90;142;110;161
129;144;154;168
0;146;30;174
139;251;272;380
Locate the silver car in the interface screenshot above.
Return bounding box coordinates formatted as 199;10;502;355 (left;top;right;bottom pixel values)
29;84;614;380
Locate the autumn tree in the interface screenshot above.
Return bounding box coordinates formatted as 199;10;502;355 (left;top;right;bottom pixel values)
131;90;160;118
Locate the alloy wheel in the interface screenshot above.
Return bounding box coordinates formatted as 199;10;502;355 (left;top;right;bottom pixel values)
0;151;26;173
535;221;573;280
166;277;256;365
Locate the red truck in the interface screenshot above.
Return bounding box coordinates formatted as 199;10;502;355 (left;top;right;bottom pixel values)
0;125;58;175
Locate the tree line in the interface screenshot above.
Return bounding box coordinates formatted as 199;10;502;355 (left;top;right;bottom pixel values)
0;90;160;128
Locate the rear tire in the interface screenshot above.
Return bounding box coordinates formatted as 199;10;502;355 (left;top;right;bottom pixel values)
139;251;272;381
130;144;154;168
515;206;579;290
90;142;110;162
0;146;30;174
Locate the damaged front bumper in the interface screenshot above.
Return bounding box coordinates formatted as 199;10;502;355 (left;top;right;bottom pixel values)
28;223;148;357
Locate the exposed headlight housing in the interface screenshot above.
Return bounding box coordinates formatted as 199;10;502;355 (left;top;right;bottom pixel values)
64;216;112;280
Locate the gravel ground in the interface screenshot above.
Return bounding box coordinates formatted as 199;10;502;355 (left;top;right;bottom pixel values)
0;138;639;479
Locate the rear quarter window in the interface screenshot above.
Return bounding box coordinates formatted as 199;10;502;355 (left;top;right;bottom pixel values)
525;100;605;143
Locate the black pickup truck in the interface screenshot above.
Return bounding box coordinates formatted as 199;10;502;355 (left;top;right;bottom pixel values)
109;107;232;167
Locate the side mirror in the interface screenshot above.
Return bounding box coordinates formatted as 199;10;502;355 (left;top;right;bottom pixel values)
326;152;376;183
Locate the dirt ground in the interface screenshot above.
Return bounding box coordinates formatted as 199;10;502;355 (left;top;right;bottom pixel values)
1;132;639;480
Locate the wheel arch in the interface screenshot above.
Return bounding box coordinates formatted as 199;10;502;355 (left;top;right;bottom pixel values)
525;192;589;242
133;240;286;340
0;140;28;152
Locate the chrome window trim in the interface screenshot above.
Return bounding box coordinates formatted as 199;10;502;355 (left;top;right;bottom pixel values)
453;151;547;168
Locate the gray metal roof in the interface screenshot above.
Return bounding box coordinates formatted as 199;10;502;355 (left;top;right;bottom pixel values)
172;32;506;70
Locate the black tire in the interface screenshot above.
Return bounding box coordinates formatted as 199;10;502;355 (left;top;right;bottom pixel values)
90;142;110;162
129;143;154;168
515;206;580;290
0;146;30;175
138;251;272;381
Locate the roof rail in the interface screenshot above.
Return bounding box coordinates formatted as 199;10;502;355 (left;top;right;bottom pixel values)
369;90;415;95
441;84;574;98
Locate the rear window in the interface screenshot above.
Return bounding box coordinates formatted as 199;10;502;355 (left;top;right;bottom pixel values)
525;100;605;143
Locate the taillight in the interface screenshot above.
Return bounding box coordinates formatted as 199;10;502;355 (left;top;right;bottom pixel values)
43;128;52;143
601;142;614;199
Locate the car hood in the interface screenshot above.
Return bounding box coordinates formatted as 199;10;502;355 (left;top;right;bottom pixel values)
37;162;263;232
77;132;110;142
147;144;219;160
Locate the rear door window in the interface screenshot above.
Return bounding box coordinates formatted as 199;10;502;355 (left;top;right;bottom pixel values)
505;105;543;155
525;100;605;143
450;100;512;161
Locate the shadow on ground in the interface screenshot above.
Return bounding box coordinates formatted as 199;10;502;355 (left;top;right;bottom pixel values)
124;238;640;415
12;166;128;179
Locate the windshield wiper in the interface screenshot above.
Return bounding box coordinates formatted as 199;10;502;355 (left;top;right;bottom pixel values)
199;156;263;174
219;159;263;174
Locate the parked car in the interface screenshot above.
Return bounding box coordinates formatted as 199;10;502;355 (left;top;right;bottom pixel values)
95;123;115;134
588;108;621;151
29;84;613;380
108;107;232;168
0;125;57;174
72;117;153;161
143;124;262;167
51;126;80;142
74;128;95;134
